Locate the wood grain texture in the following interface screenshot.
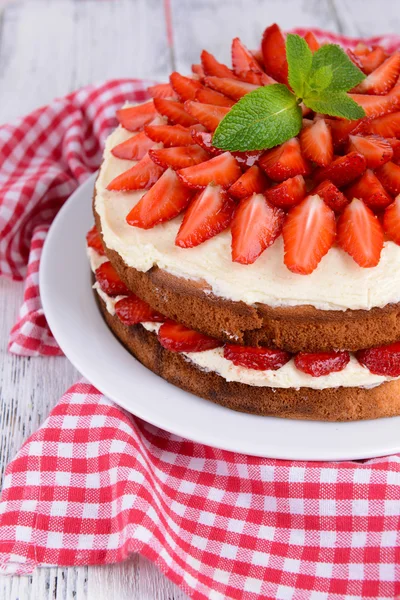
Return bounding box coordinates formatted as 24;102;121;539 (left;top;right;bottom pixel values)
0;0;399;598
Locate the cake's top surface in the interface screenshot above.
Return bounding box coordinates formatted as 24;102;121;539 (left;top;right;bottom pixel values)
95;25;400;311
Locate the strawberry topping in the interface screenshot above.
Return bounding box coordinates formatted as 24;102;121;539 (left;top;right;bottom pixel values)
345;169;392;209
177;152;241;189
145;124;203;147
158;321;222;353
95;262;130;297
201;50;235;78
224;344;291;371
147;83;176;99
348;134;393;168
264;175;306;209
312;180;349;213
195;87;235;107
111;131;155;161
375;161;400;195
337;198;384;267
115;295;164;326
294;351;350;377
170;71;203;101
356;343;400;377
353;52;400;95
299;118;333;167
314;152;367;187
204;76;259;100
261;23;288;84
149;145;209;170
86;225;105;255
153;98;198;127
366;111;400;138
383;195;400;244
228;165;268;199
116;102;156;132
259;138;310;182
184;101;230;131
107;154;164;191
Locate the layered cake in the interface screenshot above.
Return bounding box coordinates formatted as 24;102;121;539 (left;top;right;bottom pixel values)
88;25;400;420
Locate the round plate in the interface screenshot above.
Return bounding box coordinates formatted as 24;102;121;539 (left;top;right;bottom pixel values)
40;173;400;461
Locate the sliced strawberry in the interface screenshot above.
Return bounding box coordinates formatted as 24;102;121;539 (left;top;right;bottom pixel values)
145;123;203;147
177;151;241;189
304;31;320;52
348;89;400;119
337;198;384;267
107;154;164;191
383;195;400;244
224;344;291;371
264;175;306;209
233;150;263;168
326;118;367;149
345;169;392;209
353;52;400;95
169;71;203;101
299;119;333;167
314;152;366;187
111;131;155;161
294;351;350;377
204;76;259;100
231;194;284;264
237;70;275;85
115;295;164;325
194;87;234;107
158;321;222;353
201;49;235;78
149;145;209;170
126;168;193;229
259;138;310;182
355;45;388;75
192;63;205;79
95;261;130;296
176;184;235;248
366;111;400;138
388;138;400;164
231;37;263;76
153;98;198;127
356;342;400;377
191;129;222;156
376;161;400;196
86;225;105;255
147;83;176;99
228;165;268;199
116;102;156;132
283;195;336;275
261;23;288;84
184;101;230;131
313;180;348;213
348;134;393;169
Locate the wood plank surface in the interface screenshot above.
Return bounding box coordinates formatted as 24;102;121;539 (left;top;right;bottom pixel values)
1;1;399;598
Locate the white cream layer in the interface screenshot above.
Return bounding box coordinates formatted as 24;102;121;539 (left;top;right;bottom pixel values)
88;249;394;389
94;122;400;311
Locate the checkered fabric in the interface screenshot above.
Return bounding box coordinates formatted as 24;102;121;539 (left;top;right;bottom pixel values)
2;31;400;600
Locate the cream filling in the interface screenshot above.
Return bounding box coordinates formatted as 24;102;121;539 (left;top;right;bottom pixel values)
94;119;400;311
88;248;395;390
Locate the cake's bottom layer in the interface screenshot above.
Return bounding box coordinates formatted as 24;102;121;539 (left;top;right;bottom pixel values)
97;296;400;422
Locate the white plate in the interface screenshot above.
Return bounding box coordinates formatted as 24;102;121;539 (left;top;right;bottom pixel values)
40;173;400;461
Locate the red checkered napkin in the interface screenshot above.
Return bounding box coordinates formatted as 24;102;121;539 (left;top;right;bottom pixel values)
2;32;400;600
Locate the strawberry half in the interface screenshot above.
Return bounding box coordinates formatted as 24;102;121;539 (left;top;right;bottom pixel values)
383;195;400;244
314;152;366;187
348;134;393;168
201;49;235;78
175;184;235;248
116;102;156;132
299;118;333;167
259;138;310;182
145;124;203;147
376;162;400;196
177;152;241;189
348;89;400;118
149;145;209;170
366;111;400;138
283;194;336;275
158;321;222;353
228;165;268;199
195;87;234;107
313;180;348;213
95;262;130;296
111;131;155;161
337;198;384;267
170;71;203;101
261;23;288;84
264;175;306;209
231;37;264;76
107;154;164;191
192;63;205;79
353;52;400;95
231;194;284;264
237;70;275;85
294;351;350;377
204;76;259;100
304;31;320;52
147;83;176;99
356;342;400;377
345;169;392;210
126;168;193;229
115;295;164;326
184;101;230;131
354;44;387;74
153;98;198;127
86;225;105;255
224;345;291;371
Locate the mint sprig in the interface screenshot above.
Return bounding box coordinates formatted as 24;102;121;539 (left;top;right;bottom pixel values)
213;34;366;152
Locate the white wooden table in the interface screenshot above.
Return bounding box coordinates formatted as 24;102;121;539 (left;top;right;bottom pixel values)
1;1;399;598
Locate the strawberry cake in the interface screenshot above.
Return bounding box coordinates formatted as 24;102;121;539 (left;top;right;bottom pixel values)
88;25;400;421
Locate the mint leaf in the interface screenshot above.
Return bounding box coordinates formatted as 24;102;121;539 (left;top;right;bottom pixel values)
309;44;366;92
304;91;366;119
286;34;312;98
307;66;333;92
212;84;302;152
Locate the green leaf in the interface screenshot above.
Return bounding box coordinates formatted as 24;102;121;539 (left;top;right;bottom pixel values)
309;43;366;92
304;91;366;119
286;33;313;98
212;84;302;152
307;65;333;92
